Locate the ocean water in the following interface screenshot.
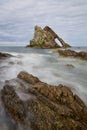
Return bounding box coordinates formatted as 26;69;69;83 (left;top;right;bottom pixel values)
0;46;87;129
0;46;87;102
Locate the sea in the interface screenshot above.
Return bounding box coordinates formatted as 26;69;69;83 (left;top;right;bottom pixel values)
0;46;87;129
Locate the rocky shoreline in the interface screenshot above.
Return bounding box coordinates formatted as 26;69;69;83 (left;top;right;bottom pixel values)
1;71;87;130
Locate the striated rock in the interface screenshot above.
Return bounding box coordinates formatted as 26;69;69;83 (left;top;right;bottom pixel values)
57;49;87;60
1;71;87;130
0;52;12;59
26;26;71;48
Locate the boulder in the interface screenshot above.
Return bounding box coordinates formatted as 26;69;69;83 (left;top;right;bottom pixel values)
0;52;12;59
26;26;71;48
1;71;87;130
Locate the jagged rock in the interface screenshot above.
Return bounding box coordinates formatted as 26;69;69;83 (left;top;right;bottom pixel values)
1;71;87;130
26;26;71;48
57;49;87;60
0;52;12;59
43;26;71;48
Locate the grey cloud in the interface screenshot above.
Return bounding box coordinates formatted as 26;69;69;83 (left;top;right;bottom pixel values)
0;0;87;46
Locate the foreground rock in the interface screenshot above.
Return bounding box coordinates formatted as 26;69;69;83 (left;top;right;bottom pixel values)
1;71;87;130
56;49;87;60
0;52;12;59
26;26;71;48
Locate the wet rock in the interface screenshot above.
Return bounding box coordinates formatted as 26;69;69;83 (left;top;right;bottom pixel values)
64;64;75;69
58;49;77;57
78;51;87;60
1;85;26;123
17;71;40;85
0;99;18;130
17;61;23;65
8;61;15;65
0;52;12;59
1;71;87;130
57;49;87;60
26;26;71;48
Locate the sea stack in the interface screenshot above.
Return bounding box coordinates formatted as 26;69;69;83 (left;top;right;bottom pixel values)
26;25;71;48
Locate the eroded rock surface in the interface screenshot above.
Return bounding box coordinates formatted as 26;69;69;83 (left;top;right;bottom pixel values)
26;26;71;48
1;71;87;130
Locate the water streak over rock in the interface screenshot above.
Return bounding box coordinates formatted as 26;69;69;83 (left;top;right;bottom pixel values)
1;71;87;130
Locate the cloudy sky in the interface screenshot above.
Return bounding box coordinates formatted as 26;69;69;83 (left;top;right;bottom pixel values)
0;0;87;46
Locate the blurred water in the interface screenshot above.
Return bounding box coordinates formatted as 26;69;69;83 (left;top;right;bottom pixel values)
0;46;87;129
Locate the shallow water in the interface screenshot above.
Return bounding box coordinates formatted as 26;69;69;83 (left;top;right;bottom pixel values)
0;46;87;129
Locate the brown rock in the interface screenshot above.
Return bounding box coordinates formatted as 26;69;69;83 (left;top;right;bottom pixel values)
44;26;71;48
1;85;26;123
26;25;71;48
1;71;87;130
58;49;77;57
57;49;87;60
17;71;40;85
78;51;87;60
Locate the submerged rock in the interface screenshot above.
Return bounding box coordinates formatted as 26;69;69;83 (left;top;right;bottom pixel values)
64;64;75;69
0;52;12;59
26;26;71;48
57;49;87;60
1;71;87;130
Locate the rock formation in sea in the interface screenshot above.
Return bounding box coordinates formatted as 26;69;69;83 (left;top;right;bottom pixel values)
56;49;87;60
0;52;12;59
26;26;71;48
1;71;87;130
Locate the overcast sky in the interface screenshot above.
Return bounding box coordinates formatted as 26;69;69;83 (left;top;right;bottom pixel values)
0;0;87;46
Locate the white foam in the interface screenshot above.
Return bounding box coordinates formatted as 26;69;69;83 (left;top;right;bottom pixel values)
0;51;87;104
